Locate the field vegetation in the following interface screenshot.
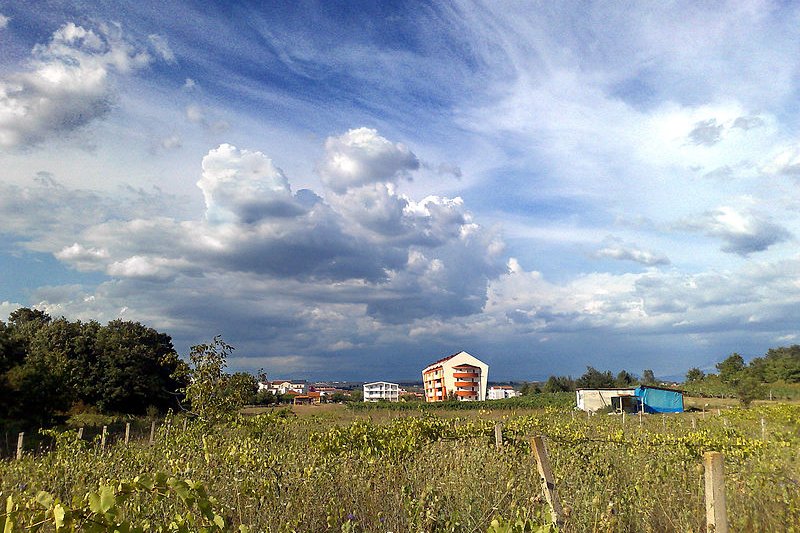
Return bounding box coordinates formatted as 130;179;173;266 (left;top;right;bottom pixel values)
1;403;799;532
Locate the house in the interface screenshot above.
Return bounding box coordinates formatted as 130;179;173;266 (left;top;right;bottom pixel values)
363;381;400;402
422;351;489;402
259;380;308;396
576;386;684;414
487;385;520;400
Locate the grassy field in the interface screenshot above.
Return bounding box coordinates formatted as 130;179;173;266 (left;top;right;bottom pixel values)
1;400;799;531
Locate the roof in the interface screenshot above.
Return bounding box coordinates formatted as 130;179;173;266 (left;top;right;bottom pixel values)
364;381;399;386
576;386;684;394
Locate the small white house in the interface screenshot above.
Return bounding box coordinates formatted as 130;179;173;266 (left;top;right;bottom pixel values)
487;385;520;400
363;381;400;402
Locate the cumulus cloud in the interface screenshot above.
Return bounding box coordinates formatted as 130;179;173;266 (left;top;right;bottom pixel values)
680;206;791;256
40;133;504;324
317;128;420;193
0;13;9;29
0;22;152;147
594;237;670;266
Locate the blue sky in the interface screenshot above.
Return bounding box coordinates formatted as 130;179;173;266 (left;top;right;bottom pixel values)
3;1;800;381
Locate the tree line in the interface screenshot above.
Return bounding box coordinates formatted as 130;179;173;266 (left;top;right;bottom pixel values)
518;366;658;395
0;308;188;426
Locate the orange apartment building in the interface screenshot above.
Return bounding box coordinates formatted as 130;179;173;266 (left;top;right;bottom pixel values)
421;351;489;402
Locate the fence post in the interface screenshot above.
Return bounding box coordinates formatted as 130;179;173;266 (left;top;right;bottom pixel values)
704;452;729;533
149;420;156;445
761;418;766;441
494;423;503;449
691;417;696;429
125;423;131;445
101;425;107;452
532;436;564;528
77;427;84;440
16;432;24;460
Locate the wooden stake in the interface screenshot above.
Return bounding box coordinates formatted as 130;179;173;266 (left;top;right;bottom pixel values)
532;436;564;527
77;427;84;439
101;425;107;451
761;418;766;441
149;420;156;445
691;417;696;429
124;422;131;445
622;410;626;425
16;432;23;460
494;423;503;449
704;452;729;533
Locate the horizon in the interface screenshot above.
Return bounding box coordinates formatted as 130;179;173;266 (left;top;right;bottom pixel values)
3;2;800;381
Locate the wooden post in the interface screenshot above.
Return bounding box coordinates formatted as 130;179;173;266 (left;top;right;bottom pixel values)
532;436;564;527
691;417;696;429
125;423;131;445
662;415;666;431
622;410;626;425
704;452;729;533
149;420;156;445
494;423;503;449
761;418;766;441
183;418;188;431
16;432;24;460
717;408;721;416
77;427;84;439
769;390;773;401
101;425;107;451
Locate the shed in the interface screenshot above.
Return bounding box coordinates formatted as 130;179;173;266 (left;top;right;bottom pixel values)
634;386;684;413
576;385;684;414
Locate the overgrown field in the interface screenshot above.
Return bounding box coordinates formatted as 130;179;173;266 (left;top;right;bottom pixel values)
1;404;799;532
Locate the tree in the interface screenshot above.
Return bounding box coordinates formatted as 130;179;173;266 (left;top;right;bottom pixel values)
182;336;239;421
576;367;615;389
685;367;705;383
736;376;763;408
520;382;541;395
224;372;259;406
543;375;575;393
614;370;635;388
716;353;745;384
640;369;657;386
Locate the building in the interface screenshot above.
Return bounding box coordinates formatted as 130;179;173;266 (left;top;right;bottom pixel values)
363;381;400;402
576;386;684;413
422;351;489;402
487;385;520;400
259;380;308;396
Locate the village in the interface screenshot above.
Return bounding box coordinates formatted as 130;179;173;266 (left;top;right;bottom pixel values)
261;350;686;413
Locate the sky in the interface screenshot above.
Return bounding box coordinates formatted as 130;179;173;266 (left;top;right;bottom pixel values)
3;1;800;381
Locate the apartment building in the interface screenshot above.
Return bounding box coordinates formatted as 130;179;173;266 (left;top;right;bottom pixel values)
422;351;489;402
363;381;400;402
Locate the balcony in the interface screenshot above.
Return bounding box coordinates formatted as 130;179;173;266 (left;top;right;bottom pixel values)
454;381;476;388
453;372;478;379
455;390;477;397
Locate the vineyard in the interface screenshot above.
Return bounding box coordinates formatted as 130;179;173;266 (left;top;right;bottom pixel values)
1;404;799;532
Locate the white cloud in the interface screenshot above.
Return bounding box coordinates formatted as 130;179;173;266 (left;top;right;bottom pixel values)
595;237;670;266
680;206;792;256
148;34;176;64
317;128;420;193
0;13;9;29
0;22;152;147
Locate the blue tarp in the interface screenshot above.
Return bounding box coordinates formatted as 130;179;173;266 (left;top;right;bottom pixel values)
634;386;683;413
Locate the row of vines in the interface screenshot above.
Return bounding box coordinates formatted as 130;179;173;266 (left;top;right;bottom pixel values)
2;404;799;531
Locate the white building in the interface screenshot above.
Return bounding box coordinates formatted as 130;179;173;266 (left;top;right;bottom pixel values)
575;388;637;412
259;380;308;396
487;385;520;400
422;351;489;402
363;381;400;402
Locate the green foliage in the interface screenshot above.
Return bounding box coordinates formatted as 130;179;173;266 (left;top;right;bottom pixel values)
685;367;705;382
182;336;254;421
640;369;656;386
0;309;186;424
575;366;614;389
717;353;745;384
543;376;575;393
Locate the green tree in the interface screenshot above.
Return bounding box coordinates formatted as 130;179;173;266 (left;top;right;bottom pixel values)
685;367;705;383
224;372;259;406
543;375;575;393
640;369;657;386
736;376;763;408
182;336;240;421
576;367;615;389
716;353;745;384
614;370;635;387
